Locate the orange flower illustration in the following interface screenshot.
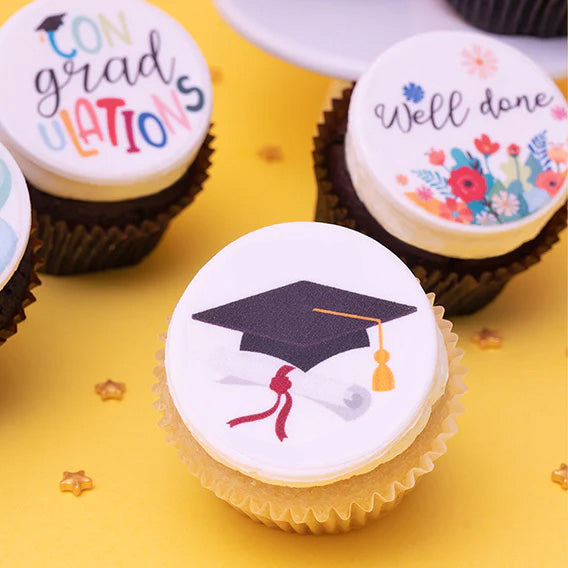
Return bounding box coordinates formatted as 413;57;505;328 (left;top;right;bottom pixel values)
536;171;566;197
396;174;408;186
548;145;568;164
439;198;473;224
461;45;498;79
474;134;500;156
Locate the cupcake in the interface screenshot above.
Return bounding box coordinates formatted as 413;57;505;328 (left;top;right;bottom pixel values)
0;143;41;346
0;0;213;274
154;222;466;534
446;0;567;37
314;31;567;315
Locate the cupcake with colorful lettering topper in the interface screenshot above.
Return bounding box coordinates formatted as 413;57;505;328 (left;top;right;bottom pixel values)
314;31;567;315
154;222;466;534
0;0;213;274
0;143;41;346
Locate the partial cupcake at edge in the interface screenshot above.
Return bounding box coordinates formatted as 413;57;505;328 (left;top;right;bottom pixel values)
0;143;41;346
155;222;466;534
314;31;567;315
0;0;213;275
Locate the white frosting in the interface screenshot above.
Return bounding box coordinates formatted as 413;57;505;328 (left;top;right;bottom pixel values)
0;143;32;293
346;31;567;259
166;222;449;486
0;0;212;202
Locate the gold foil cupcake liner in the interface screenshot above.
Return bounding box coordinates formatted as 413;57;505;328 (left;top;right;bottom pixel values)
153;295;467;534
313;88;567;315
34;132;214;275
0;227;42;346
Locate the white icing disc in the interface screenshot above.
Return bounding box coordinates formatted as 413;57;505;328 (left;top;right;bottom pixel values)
0;143;31;292
166;222;447;486
0;0;212;201
346;31;567;259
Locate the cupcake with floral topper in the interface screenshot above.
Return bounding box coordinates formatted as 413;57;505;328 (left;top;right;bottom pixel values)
314;31;567;315
0;143;41;346
0;0;213;274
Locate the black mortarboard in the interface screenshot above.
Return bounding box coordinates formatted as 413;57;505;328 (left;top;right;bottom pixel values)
36;14;66;33
192;280;417;372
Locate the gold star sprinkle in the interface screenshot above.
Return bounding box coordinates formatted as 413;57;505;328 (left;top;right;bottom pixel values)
209;66;223;83
95;379;126;401
60;471;93;496
472;328;502;349
258;145;284;162
551;463;568;490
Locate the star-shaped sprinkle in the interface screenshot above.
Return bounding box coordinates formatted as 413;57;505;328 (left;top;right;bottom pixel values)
95;379;126;401
472;328;502;349
551;463;568;490
60;471;93;496
258;145;284;162
209;66;223;83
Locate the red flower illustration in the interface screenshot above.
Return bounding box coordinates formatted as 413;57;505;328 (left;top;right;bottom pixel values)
427;149;445;166
535;170;566;197
448;166;487;202
507;144;520;157
474;134;500;155
439;198;473;224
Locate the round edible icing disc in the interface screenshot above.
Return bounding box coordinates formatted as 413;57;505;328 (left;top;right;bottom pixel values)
347;31;567;259
0;143;31;292
0;0;212;201
166;223;444;486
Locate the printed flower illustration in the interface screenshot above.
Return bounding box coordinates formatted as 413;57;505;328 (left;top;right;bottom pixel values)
406;130;566;226
448;166;487;203
416;186;433;201
550;105;567;121
402;82;424;104
536;170;565;196
461;45;498;79
396;174;408;186
475;211;497;225
474;134;500;156
427;149;445;166
548;145;568;164
491;191;520;218
439;198;473;224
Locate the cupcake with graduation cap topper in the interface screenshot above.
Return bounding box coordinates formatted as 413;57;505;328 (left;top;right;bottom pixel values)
0;0;213;274
0;143;41;346
154;222;466;534
314;31;567;315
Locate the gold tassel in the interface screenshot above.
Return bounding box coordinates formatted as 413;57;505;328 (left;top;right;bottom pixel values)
313;309;394;392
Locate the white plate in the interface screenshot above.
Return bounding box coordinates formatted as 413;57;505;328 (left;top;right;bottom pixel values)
213;0;567;79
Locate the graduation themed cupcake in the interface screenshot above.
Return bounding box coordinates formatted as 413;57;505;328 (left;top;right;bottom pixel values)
314;31;567;315
154;222;466;534
0;143;40;346
0;0;213;274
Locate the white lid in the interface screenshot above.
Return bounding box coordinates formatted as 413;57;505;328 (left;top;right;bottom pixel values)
0;0;212;202
346;31;567;259
165;222;448;486
0;143;32;293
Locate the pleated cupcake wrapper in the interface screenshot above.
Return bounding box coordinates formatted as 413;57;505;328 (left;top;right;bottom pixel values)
0;227;42;346
447;0;567;38
35;132;214;275
314;88;567;316
153;295;467;535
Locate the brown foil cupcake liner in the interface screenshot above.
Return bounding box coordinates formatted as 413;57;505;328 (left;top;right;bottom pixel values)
447;0;567;38
153;296;467;534
313;88;567;316
0;228;42;346
32;132;214;275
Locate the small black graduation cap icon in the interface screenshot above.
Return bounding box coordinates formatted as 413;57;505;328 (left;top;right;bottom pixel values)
36;14;66;33
193;281;417;441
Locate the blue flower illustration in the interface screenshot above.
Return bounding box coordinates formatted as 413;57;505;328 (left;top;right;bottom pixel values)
402;82;425;104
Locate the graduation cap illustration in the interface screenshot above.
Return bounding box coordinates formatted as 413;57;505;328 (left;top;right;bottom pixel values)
192;280;417;441
35;14;66;33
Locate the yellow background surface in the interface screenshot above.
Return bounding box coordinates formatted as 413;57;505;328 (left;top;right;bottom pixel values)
0;1;566;566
